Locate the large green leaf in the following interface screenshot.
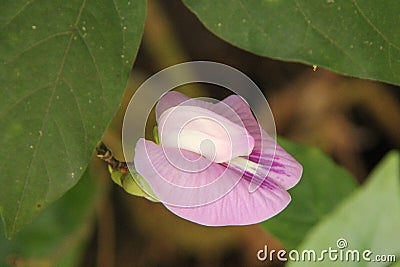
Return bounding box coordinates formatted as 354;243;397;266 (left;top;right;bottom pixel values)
182;0;400;85
0;0;146;237
0;168;99;267
261;139;357;250
288;151;400;267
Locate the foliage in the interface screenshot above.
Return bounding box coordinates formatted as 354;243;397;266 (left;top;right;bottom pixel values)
0;0;146;238
1;0;399;265
0;169;99;266
289;152;400;266
182;0;400;85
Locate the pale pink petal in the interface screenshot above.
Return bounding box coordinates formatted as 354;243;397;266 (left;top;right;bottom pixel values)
166;176;290;226
157;92;263;149
155;92;302;190
134;138;290;226
220;95;264;149
156;91;191;121
156;92;249;126
159;105;254;163
134;139;242;206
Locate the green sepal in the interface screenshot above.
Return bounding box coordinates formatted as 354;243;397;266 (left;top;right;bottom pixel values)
153;126;160;145
108;166;159;202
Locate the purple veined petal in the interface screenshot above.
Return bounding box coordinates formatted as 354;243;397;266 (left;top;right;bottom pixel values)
226;146;302;191
249;145;303;190
165;174;291;226
134;138;243;207
219;95;302;191
226;142;302;192
158;105;254;163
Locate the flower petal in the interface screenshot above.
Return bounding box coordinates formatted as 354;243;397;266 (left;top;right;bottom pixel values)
248;147;303;190
134;138;291;226
220;95;302;190
159;105;254;163
166;175;291;226
156;92;302;190
220;95;264;149
134;138;242;206
226;147;303;191
156;92;263;149
156;91;191;121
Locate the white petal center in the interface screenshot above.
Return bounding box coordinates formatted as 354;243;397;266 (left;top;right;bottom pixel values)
159;105;254;163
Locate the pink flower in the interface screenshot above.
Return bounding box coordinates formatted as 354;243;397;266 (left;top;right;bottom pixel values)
134;92;302;226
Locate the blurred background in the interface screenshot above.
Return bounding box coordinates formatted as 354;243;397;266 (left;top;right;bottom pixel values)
78;1;400;266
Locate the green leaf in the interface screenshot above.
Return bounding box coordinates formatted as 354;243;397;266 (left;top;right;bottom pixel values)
261;139;357;250
288;151;400;267
0;168;99;267
0;0;146;237
181;0;400;85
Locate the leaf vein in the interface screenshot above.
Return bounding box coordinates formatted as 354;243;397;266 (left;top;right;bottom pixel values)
52;117;74;174
10;0;87;235
1;0;35;29
0;83;52;119
5;31;72;64
63;78;89;146
294;0;367;74
352;0;400;51
77;31;105;93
